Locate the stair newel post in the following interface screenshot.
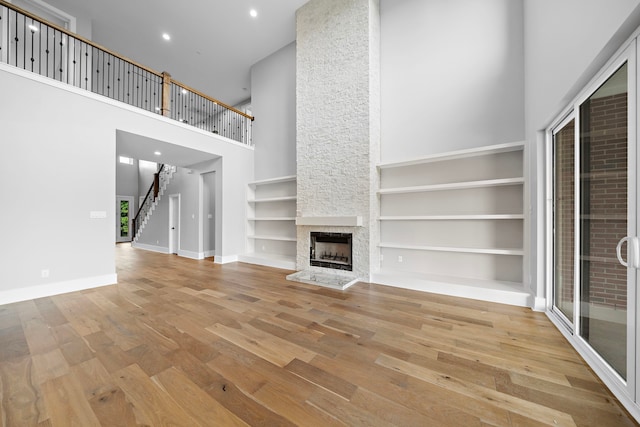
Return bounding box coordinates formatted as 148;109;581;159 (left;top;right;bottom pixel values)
161;71;171;117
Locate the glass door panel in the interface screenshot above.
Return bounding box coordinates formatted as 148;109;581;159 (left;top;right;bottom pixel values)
578;63;628;379
116;197;133;243
553;118;576;324
120;200;130;238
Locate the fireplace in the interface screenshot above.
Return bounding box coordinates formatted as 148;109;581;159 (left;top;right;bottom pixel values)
310;232;353;271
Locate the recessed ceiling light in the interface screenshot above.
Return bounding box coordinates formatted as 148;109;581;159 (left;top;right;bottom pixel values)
162;33;171;41
249;9;257;18
181;88;188;95
28;24;38;32
154;151;162;156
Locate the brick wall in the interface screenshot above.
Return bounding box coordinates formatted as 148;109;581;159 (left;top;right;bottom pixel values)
555;92;628;313
555;120;574;315
583;92;628;310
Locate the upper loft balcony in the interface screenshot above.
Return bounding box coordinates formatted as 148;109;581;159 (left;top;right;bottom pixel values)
0;0;254;146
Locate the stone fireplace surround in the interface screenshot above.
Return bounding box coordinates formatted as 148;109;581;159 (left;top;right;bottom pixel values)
289;0;380;290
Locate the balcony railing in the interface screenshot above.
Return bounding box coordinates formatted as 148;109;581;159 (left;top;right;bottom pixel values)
0;0;253;145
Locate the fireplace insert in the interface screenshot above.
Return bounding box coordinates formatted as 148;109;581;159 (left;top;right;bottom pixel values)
310;232;353;271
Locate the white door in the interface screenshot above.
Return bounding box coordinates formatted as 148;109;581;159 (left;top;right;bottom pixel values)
116;196;134;243
203;172;215;257
169;195;179;254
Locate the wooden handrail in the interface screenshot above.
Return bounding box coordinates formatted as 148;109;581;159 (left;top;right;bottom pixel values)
171;79;254;121
0;0;254;121
0;0;162;78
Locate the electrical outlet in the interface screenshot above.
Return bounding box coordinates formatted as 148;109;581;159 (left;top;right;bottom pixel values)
41;269;49;278
398;256;403;263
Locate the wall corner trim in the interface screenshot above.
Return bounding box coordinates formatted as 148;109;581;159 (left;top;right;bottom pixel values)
532;297;547;312
215;254;239;264
178;249;205;260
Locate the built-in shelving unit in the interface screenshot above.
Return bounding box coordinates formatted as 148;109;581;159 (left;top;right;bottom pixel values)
371;141;530;307
238;175;297;270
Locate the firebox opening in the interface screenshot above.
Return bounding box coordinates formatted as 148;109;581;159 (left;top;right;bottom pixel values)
310;232;353;271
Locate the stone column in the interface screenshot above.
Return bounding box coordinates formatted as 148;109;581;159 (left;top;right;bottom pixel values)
296;0;380;281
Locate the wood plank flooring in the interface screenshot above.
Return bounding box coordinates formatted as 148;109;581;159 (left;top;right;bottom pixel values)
0;243;637;426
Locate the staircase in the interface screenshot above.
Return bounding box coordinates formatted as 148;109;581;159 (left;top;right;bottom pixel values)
132;164;177;242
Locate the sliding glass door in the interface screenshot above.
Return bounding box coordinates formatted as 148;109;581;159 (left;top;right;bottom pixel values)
579;62;630;380
550;44;636;399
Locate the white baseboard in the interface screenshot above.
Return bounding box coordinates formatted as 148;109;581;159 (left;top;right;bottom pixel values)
370;271;532;308
204;250;216;258
238;253;296;270
0;274;117;306
178;249;205;260
215;254;239;264
132;242;170;254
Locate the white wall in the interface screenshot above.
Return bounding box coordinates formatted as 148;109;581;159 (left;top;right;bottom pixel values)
524;0;640;301
137;160;157;202
116;157;138;211
250;42;297;180
524;0;640;135
0;64;253;304
380;0;524;162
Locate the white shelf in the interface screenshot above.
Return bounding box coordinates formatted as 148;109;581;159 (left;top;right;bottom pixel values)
377;144;525;300
248;175;297;186
249;235;297;242
377;141;525;169
378;177;524;195
245;175;297;270
379;214;524;221
248;196;297;203
248;217;296;221
371;269;530;308
379;243;524;256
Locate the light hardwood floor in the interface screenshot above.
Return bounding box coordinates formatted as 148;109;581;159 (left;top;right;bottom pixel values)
0;243;637;426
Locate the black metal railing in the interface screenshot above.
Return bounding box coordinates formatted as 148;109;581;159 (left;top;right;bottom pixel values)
170;81;252;145
0;0;253;144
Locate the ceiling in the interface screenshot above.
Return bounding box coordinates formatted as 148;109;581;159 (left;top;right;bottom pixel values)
40;0;309;106
116;130;220;167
